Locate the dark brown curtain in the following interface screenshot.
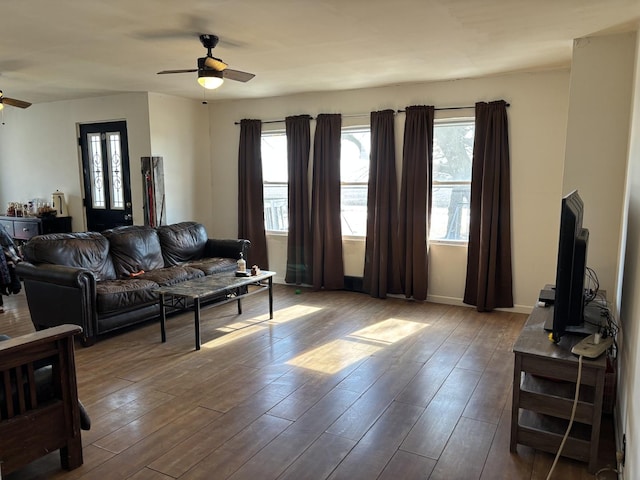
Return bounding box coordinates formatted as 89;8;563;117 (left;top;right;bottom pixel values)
238;119;268;269
363;109;401;298
311;113;344;290
464;100;513;311
285;115;312;284
398;105;434;301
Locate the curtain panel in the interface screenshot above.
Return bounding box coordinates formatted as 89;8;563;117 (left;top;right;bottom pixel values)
464;100;513;311
237;119;269;269
363;109;402;298
311;113;344;290
398;105;434;301
285;115;312;285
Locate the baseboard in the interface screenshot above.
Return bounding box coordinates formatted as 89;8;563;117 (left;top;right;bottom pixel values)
276;279;533;314
426;294;532;314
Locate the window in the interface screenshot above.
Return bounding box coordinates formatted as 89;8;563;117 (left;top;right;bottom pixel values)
261;127;371;236
430;120;475;242
261;132;288;232
340;128;370;236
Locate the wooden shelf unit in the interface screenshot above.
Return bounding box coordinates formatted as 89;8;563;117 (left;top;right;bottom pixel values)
510;301;608;473
0;215;72;241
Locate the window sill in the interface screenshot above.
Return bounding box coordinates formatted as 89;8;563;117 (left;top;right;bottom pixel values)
342;235;366;242
265;231;367;242
429;239;469;247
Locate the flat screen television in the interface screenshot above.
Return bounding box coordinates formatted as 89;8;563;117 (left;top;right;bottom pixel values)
546;190;597;342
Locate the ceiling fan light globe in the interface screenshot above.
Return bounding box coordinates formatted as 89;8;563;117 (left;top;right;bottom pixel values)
197;68;224;89
198;76;224;89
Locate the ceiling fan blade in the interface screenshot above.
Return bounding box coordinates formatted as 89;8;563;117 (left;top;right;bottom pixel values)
3;97;31;108
223;69;255;82
204;56;228;71
157;68;198;75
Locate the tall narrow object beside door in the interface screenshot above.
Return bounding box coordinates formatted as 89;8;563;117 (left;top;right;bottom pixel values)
141;156;166;227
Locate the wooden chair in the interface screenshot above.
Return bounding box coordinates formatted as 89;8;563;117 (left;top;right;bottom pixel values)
0;324;83;476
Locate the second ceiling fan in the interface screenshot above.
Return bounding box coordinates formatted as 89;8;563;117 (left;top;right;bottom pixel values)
0;90;31;109
157;34;255;89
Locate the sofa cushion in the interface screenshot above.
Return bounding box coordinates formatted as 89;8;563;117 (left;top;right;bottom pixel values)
103;225;164;278
140;266;204;286
157;222;207;266
96;278;159;314
22;232;116;281
186;258;237;275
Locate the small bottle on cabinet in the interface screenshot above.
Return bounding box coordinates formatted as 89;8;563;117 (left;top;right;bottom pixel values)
237;252;246;272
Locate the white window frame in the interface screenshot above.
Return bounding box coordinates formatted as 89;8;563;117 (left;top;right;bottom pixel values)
260;125;372;239
261;130;289;235
340;126;370;239
429;118;475;246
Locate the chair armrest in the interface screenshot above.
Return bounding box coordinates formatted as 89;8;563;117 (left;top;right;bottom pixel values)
0;324;84;474
0;324;82;359
204;239;251;261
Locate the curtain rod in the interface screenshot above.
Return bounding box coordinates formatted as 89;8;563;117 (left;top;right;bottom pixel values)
397;103;510;113
234;103;510;125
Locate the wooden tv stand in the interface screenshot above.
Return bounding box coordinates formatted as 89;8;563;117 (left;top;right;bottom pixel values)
510;300;608;473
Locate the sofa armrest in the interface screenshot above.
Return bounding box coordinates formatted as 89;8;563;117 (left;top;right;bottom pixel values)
15;263;98;346
16;262;96;288
204;239;251;262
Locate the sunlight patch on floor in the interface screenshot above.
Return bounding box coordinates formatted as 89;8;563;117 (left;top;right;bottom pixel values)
266;304;324;324
201;304;323;349
350;318;429;345
286;338;380;374
287;318;429;374
201;324;267;349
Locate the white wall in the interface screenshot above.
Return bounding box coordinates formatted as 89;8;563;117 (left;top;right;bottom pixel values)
0;93;152;230
147;93;211;228
563;32;637;306
618;30;640;480
560;31;639;480
208;70;571;310
0;92;209;231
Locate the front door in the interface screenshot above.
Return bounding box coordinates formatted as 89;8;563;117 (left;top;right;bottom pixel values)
79;121;133;231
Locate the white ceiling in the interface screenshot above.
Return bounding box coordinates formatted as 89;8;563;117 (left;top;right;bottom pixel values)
1;0;639;106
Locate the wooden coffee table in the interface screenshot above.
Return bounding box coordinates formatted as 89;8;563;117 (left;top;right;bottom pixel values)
156;270;275;350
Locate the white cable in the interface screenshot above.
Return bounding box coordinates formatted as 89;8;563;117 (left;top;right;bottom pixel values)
546;354;583;480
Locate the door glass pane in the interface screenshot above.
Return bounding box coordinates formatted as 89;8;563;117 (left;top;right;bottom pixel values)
88;133;105;209
106;132;124;210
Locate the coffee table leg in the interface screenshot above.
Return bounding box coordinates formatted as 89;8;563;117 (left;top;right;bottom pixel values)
269;276;273;319
160;293;167;343
195;297;201;351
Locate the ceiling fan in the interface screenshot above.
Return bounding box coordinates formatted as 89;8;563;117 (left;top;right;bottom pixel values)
0;90;31;110
157;34;255;89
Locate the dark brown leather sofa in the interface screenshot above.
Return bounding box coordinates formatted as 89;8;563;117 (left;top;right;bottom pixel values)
15;222;250;346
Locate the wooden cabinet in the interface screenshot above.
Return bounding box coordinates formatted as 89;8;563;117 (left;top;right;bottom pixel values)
0;215;72;241
510;301;607;473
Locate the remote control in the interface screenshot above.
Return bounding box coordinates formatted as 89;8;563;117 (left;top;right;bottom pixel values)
571;334;613;358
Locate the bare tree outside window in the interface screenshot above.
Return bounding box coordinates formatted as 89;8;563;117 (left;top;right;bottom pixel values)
431;121;475;242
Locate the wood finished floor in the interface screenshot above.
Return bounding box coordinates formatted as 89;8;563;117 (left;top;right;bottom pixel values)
0;286;617;480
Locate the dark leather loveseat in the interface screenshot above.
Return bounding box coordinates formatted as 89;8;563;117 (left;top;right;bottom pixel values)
15;222;250;346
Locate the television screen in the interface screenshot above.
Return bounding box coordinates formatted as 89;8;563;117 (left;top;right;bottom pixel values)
549;190;592;342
